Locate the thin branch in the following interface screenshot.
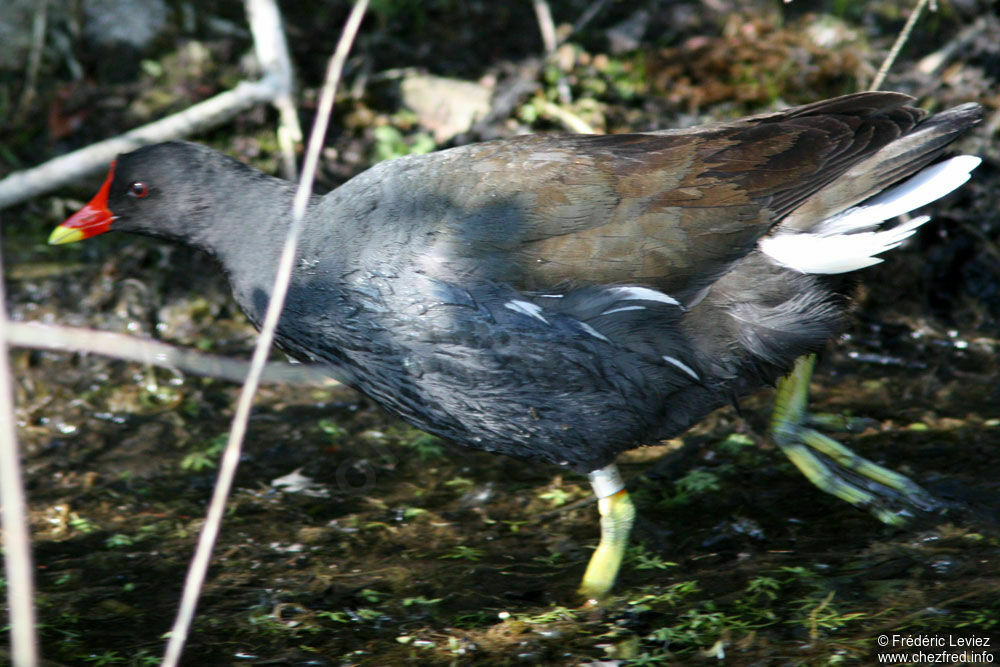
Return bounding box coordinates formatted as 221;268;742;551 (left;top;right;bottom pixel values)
3;322;336;386
538;100;596;134
0;77;280;210
1;0;303;210
16;0;49;119
245;0;302;180
161;1;370;664
0;259;39;666
568;0;609;40
869;0;933;92
532;0;558;54
532;0;572;104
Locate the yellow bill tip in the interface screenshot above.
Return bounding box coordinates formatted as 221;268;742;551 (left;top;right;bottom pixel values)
47;225;85;245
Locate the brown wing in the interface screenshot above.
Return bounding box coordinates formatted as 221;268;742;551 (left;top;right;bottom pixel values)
414;92;923;298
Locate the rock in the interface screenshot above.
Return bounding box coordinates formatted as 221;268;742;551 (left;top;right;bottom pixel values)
400;74;493;143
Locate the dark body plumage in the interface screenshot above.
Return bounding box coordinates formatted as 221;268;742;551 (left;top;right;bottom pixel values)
54;93;981;475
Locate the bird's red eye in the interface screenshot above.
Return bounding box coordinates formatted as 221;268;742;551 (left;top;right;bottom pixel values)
129;182;149;198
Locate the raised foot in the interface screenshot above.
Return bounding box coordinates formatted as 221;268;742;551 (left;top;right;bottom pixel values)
770;354;944;524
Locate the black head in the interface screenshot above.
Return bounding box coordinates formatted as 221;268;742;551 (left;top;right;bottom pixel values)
49;141;254;247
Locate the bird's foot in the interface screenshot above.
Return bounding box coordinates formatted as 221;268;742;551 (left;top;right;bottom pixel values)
771;355;944;524
578;466;636;602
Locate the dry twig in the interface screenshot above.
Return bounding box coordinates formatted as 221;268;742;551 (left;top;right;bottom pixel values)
538;100;596;134
16;0;49;119
245;0;302;180
4;322;336;386
0;78;278;210
532;0;572;103
0;263;39;667
869;0;934;91
161;1;370;664
0;0;299;210
532;0;558;54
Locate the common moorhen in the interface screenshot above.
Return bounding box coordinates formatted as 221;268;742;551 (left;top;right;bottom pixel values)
50;92;981;599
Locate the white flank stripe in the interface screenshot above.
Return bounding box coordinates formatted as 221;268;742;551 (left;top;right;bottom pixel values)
578;322;611;343
600;305;647;316
504;300;549;324
608;286;679;305
662;355;700;380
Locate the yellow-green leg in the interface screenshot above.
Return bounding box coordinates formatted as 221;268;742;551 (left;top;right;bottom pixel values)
770;354;941;524
578;464;636;601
